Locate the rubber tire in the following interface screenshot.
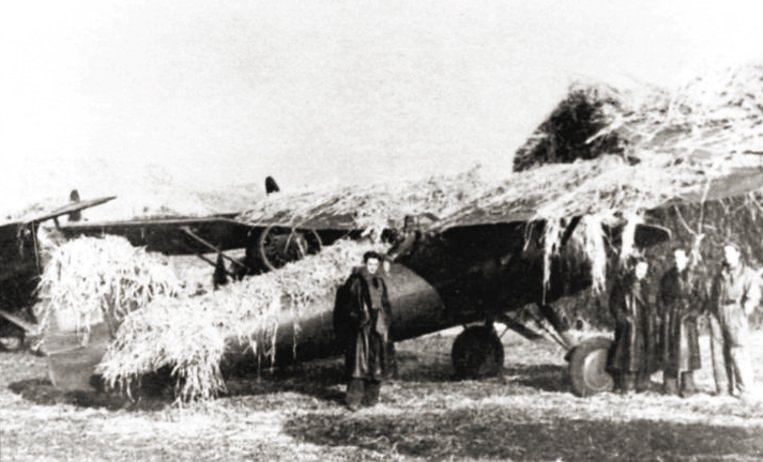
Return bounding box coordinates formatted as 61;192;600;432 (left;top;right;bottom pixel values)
568;336;615;397
258;226;322;272
451;325;505;379
0;320;24;352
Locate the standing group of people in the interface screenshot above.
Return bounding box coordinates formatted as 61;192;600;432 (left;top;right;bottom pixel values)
608;242;760;400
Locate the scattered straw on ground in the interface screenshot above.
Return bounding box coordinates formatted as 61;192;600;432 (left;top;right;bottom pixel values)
5;329;763;461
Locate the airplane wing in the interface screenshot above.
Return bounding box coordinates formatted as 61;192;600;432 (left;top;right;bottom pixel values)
57;211;360;256
241;211;359;230
663;167;763;204
432;207;671;249
0;195;118;281
58;216;255;255
27;196;117;224
431;167;763;246
61;166;763;257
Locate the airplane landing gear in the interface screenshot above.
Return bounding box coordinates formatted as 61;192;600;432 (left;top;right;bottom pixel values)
451;324;504;379
258;225;322;271
0;321;24;351
568;336;614;397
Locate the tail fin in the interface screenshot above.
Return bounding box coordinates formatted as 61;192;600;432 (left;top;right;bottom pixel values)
265;176;280;195
68;189;81;222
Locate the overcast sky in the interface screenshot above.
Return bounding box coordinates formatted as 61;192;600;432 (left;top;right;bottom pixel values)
1;0;762;211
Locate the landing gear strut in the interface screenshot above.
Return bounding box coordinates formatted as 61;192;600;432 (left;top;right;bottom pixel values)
451;324;504;379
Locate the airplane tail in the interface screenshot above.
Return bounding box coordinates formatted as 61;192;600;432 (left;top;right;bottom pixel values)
265;176;280;195
68;189;81;222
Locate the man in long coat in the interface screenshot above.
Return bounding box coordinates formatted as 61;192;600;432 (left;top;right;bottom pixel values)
707;243;761;399
609;258;659;393
336;251;392;410
658;248;702;396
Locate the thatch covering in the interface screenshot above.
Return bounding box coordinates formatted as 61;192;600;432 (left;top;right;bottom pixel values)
37;236;183;332
514;65;763;171
95;238;387;402
239;167;501;233
513;85;627;172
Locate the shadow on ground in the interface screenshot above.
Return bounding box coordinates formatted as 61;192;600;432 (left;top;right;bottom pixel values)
8;375;171;411
222;358;348;405
223;348;565;393
8;350;572;410
503;364;568;392
284;408;763;460
221;349;456;402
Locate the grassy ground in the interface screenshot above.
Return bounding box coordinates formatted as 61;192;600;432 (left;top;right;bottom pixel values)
2;330;763;461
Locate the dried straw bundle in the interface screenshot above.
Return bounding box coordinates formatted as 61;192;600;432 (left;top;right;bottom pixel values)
483;65;763;291
98;239;388;402
38;236;181;333
239;166;498;234
515;64;763;172
513;84;627;173
510;65;763;216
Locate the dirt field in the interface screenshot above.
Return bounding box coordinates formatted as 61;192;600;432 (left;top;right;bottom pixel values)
2;329;763;461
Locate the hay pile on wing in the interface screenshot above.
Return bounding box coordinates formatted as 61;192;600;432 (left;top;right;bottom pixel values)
97;239;388;402
37;236;182;334
513;84;627;172
514;64;763;172
239;166;498;233
442;65;763;291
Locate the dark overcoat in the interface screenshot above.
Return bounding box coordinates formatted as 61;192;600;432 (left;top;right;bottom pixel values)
334;267;392;380
608;273;660;373
658;267;702;376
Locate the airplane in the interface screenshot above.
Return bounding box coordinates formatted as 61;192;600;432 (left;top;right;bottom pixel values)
0;194;116;349
41;167;763;398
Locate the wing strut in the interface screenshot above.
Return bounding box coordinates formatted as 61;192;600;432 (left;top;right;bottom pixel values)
193;252;236;278
0;308;38;334
495;313;543;341
179;226;249;271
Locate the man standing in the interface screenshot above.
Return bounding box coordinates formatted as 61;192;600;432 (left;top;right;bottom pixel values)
609;258;657;393
340;251;392;410
659;248;702;396
708;243;761;399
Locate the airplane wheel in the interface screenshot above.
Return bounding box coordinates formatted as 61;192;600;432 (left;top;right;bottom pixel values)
258;226;322;271
0;321;24;352
451;325;504;379
568;336;614;397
